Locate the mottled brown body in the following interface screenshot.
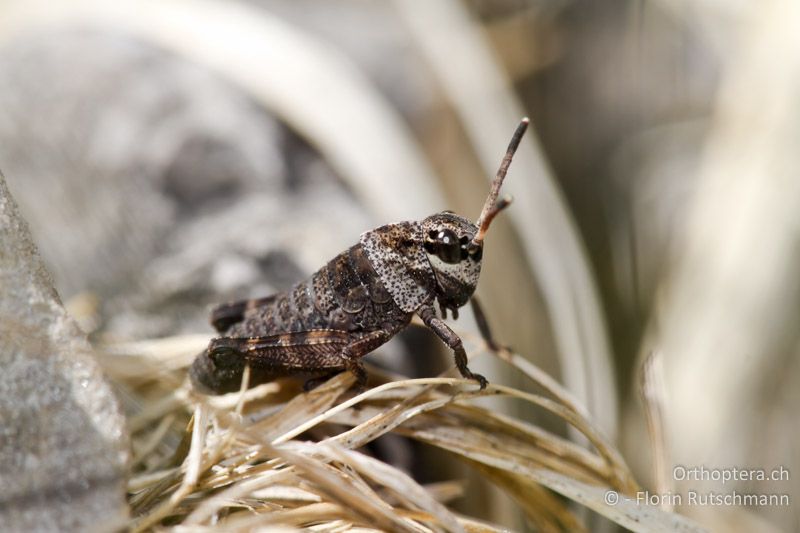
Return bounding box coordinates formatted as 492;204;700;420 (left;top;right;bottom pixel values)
223;241;410;338
190;118;530;395
191;216;483;394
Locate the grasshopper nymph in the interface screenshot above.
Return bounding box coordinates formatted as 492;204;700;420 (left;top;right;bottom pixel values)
191;118;529;394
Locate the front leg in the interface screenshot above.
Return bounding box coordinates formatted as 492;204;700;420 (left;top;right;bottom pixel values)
418;306;488;389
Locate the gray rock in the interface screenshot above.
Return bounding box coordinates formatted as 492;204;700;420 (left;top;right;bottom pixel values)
0;173;129;532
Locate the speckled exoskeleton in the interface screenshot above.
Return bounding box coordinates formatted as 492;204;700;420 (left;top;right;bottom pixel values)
190;118;529;394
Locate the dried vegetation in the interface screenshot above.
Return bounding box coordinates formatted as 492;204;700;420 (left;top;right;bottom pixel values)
98;328;702;532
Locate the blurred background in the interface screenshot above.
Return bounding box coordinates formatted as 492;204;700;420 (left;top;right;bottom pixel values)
0;0;797;531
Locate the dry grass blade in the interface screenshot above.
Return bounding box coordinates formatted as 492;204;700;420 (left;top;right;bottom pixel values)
95;334;706;531
638;350;672;510
183;467;295;524
467;462;586;533
131;404;209;532
272;377;446;446
296;441;464;533
264;442;423;533
457;329;589;419
256;371;353;442
321;381;632;491
398;422;705;533
132;413;176;468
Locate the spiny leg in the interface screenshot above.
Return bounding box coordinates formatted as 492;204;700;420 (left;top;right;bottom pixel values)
418;306;488;389
340;329;392;390
470;296;512;354
196;330;350;394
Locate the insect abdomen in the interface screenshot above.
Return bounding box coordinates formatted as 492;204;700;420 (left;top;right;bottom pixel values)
222;243;406;338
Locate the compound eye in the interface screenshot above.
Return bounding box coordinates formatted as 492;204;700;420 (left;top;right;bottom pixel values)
210;344;240;368
436;228;462;264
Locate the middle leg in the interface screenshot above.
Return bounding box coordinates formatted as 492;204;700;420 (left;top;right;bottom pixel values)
340;329;392;389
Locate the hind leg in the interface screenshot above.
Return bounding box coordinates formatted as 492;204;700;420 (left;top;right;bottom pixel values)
339;330;392;390
302;371;344;391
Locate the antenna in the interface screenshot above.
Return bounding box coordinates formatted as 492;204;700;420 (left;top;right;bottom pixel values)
472;117;529;245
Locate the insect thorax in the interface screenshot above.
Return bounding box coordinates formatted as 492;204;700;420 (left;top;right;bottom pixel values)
361;213;482;313
360;221;436;313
